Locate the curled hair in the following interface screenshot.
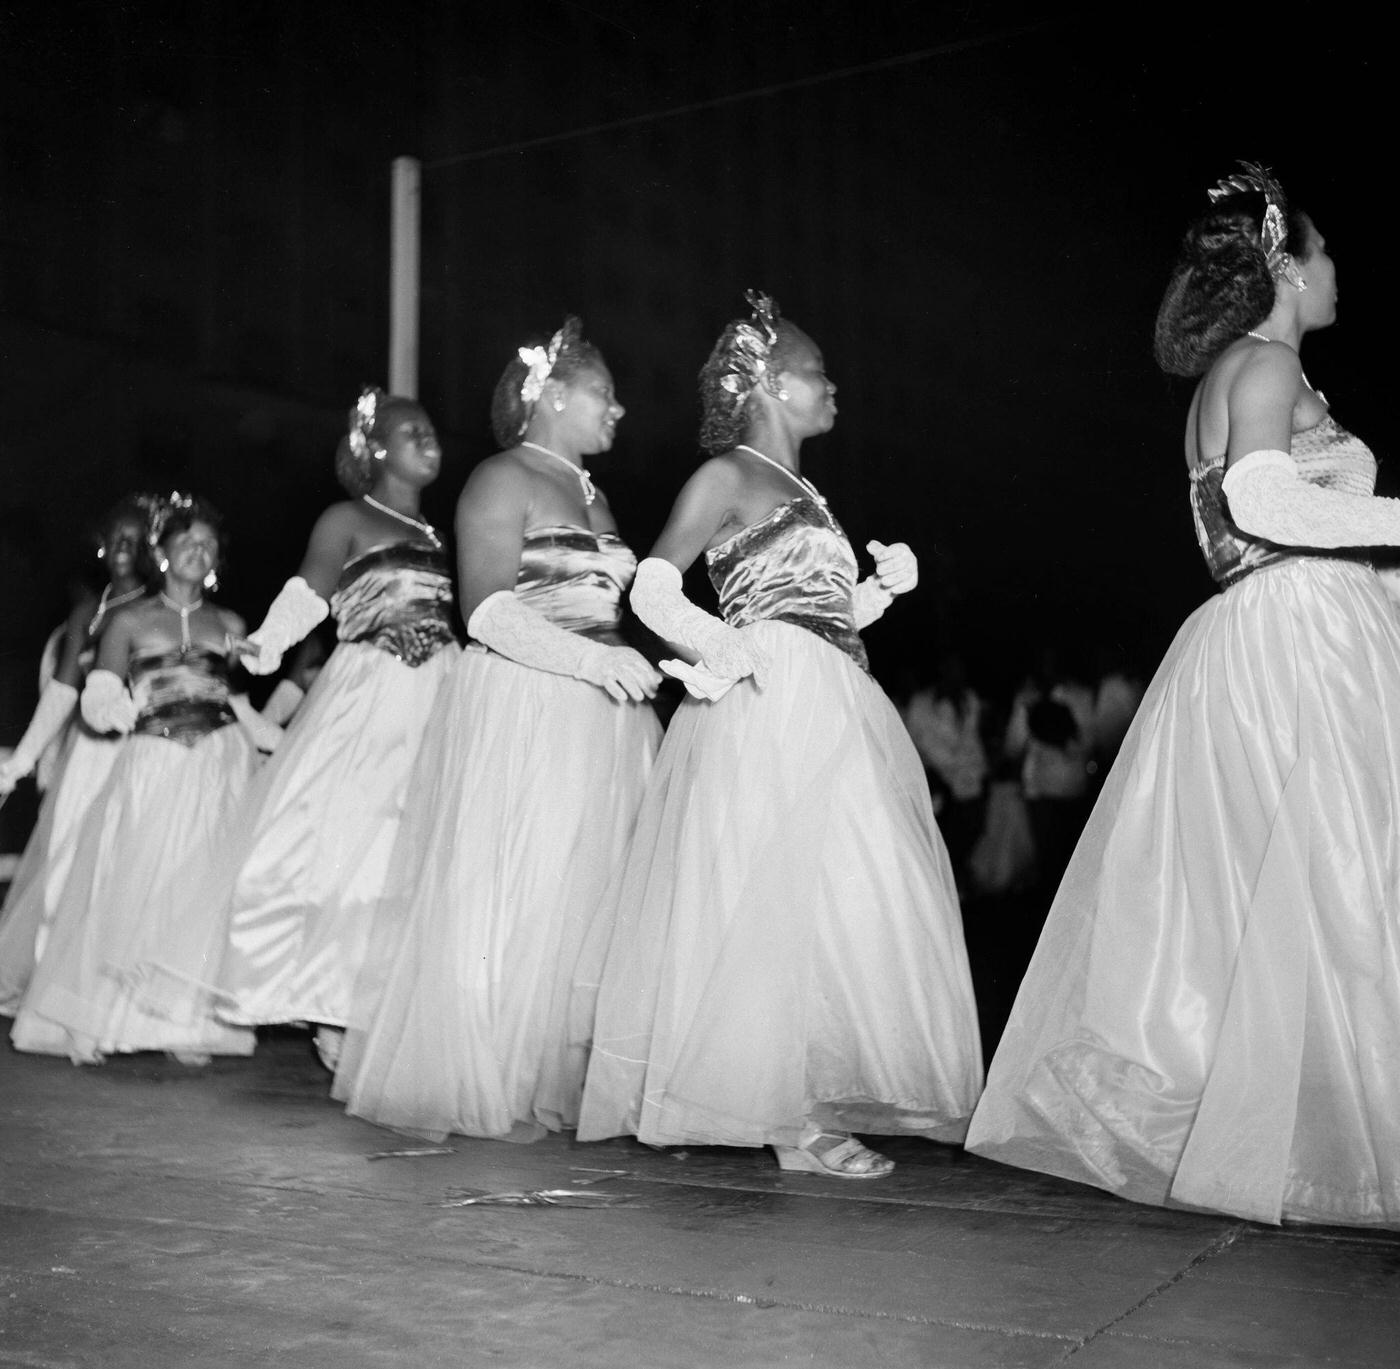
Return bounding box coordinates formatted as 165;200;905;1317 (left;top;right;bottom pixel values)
698;318;807;455
334;389;426;496
1154;190;1310;376
489;318;604;448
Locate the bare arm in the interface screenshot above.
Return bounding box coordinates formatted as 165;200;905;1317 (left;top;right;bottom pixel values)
52;597;99;688
95;606;137;678
296;505;359;600
647;459;744;572
456;456;533;623
1224;343;1302;467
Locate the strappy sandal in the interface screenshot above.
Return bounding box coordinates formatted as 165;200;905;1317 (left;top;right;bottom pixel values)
773;1130;894;1179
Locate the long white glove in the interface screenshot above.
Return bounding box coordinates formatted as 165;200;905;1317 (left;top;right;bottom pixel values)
852;540;918;629
1222;450;1400;548
630;558;770;685
0;680;78;794
81;669;138;735
467;590;660;703
229;693;285;753
241;577;330;675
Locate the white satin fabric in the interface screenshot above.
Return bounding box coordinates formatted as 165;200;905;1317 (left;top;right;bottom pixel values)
213;637;457;1027
333;648;661;1141
967;558;1400;1228
577;620;983;1149
0;726;122;1012
11;727;257;1063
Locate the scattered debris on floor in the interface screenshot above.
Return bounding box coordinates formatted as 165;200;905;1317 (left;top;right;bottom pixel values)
365;1146;456;1161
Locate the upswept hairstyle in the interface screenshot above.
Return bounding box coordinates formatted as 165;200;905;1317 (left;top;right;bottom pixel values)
146;492;224;588
490;317;604;448
1154;184;1310;377
334;387;426;496
697;292;808;455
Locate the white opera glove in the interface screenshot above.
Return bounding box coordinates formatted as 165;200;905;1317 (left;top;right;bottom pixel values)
630;558;770;686
0;679;79;793
260;678;306;727
868;539;918;594
467;590;661;704
241;577;330;676
229;693;285;753
1222;450;1400;549
80;669;137;735
852;578;895;630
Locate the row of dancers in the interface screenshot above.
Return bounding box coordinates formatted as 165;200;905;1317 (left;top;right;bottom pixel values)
2;163;1398;1228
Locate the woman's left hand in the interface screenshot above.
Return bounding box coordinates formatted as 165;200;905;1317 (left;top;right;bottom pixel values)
868;540;918;595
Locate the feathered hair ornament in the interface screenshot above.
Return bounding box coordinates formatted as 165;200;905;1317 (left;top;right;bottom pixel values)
1207;161;1307;290
146;490;197;550
717;290;781;411
517;317;584;407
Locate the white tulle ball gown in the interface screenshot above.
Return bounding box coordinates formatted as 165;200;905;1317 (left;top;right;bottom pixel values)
11;648;257;1063
212;542;459;1030
967;416;1400;1228
577;496;983;1150
333;527;662;1141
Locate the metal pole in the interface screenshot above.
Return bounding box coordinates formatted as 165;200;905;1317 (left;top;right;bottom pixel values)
389;156;421;398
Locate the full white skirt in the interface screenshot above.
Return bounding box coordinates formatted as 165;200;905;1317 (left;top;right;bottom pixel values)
333;647;661;1141
967;560;1400;1228
577;621;984;1149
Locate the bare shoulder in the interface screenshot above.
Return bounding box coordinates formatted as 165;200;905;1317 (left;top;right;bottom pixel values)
1231;340;1303;401
216;606;246;638
458;450;535;514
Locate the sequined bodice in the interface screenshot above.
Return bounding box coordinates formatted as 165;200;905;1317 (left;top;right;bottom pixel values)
130;648;236;746
706;497;868;670
511;526;638;644
331;542;456;666
1190;415;1378;587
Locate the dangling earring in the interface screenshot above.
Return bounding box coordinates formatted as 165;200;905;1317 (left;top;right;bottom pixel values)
778;389;790;401
204;568;219;592
96;545;106;561
158;557;170;573
553;399;566;413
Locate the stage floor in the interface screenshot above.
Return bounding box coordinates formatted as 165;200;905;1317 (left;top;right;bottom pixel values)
2;1028;1396;1368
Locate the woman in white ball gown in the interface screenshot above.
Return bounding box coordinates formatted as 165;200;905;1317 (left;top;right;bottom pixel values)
577;293;983;1178
334;319;662;1140
967;164;1400;1228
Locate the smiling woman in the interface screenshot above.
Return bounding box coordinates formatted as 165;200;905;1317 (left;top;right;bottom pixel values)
202;388;460;1068
10;493;258;1065
333;318;663;1143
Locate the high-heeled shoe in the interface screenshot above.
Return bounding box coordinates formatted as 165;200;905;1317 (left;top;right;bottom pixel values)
773;1129;894;1179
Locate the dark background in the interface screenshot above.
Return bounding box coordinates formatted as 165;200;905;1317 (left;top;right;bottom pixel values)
1;1;1390;723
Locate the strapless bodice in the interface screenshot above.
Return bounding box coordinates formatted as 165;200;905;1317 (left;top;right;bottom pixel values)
510;525;638;644
331;542;456;666
1190;415;1379;587
130;648;236;745
705;497;868;670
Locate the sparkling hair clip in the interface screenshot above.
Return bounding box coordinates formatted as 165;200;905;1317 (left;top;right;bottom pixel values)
146;490;196;550
1207;161;1307;290
517;317;583;407
347;386;383;465
718;290;781;411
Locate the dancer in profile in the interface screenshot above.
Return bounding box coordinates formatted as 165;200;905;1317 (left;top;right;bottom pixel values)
0;495;153;1012
12;494;257;1064
968;164;1400;1227
577;293;983;1178
214;389;459;1068
335;318;661;1140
